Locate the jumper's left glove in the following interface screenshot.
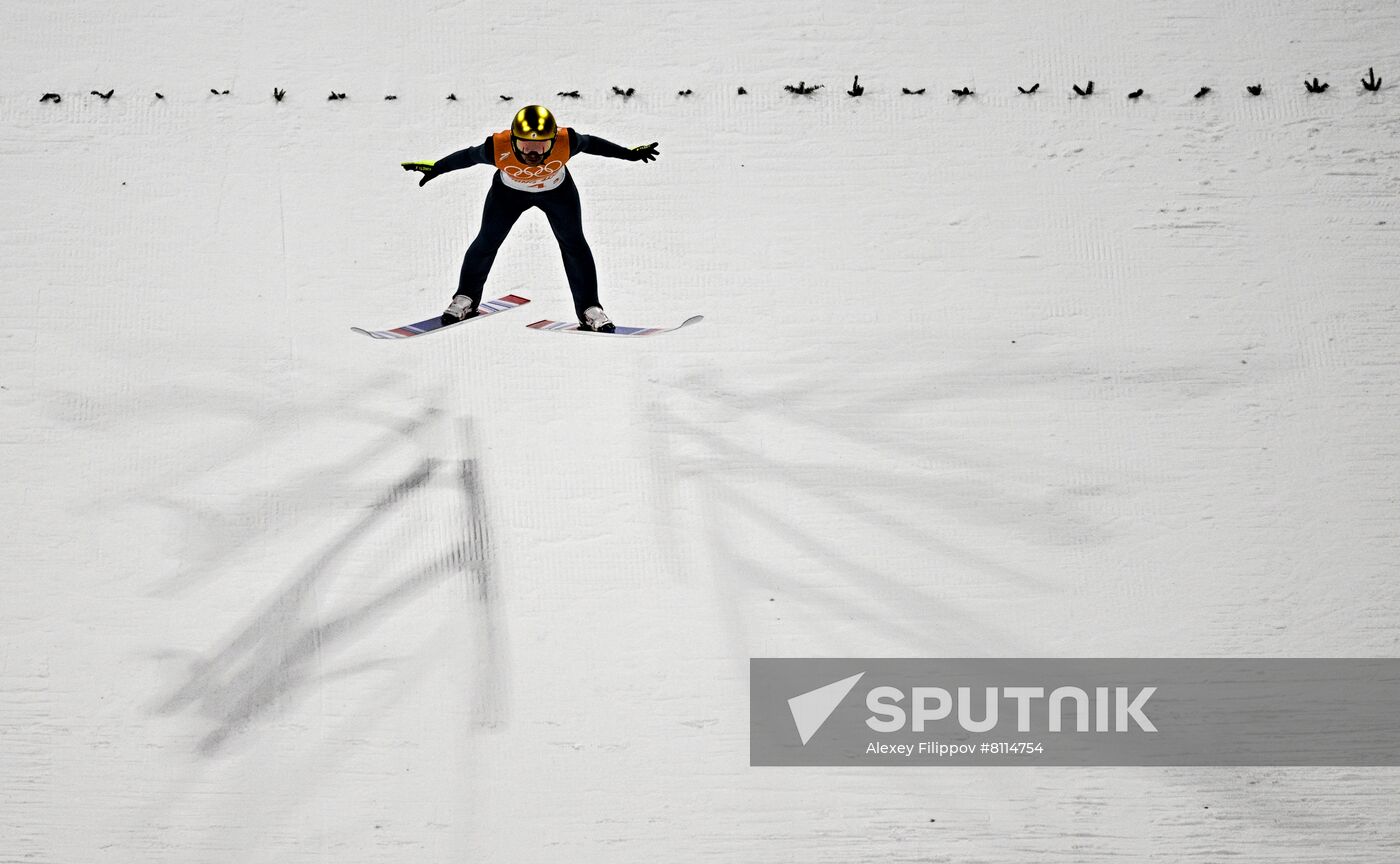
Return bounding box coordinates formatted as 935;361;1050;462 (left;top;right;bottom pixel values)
628;143;660;163
401;161;441;187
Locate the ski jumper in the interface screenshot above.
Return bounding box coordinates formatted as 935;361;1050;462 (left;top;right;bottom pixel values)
430;128;640;322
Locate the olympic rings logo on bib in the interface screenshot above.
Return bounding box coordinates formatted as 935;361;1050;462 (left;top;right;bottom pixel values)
502;160;564;180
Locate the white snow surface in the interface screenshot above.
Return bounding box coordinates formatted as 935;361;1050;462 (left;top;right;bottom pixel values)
3;1;1400;861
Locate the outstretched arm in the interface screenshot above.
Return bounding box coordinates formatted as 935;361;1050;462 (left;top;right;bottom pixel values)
402;136;493;186
571;129;660;162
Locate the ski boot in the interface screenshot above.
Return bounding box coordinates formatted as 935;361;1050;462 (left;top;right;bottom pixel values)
440;295;479;327
580;305;616;333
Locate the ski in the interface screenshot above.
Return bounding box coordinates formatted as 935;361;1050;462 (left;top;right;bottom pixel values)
351;293;531;339
525;314;704;337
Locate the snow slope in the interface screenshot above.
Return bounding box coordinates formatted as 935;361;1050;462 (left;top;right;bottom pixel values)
3;1;1400;861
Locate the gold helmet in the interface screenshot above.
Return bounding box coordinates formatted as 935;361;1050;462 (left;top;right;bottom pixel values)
511;105;557;141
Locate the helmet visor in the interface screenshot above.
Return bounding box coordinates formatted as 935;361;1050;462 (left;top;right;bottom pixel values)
514;137;553;164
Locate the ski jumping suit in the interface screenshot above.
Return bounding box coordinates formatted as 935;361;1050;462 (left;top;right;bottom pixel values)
431;128;639;321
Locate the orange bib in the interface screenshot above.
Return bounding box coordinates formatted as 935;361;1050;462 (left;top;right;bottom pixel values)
492;127;572;192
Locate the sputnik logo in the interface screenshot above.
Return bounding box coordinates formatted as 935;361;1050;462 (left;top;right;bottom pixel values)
788;672;864;745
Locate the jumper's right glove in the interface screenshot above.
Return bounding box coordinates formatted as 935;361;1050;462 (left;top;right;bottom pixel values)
401;161;441;187
628;143;660;163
